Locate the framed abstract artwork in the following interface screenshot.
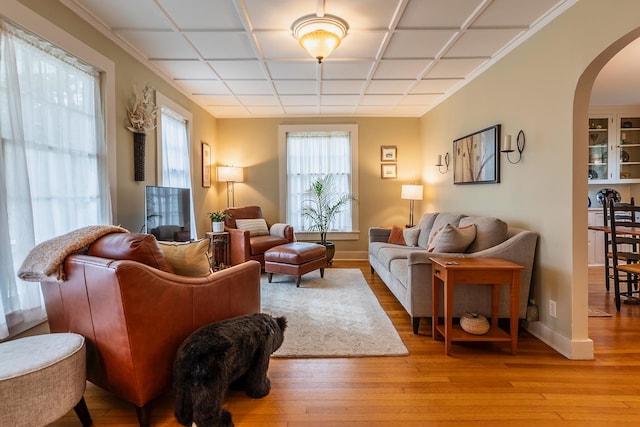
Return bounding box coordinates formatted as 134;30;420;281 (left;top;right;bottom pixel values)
453;124;501;184
381;163;397;179
201;142;211;187
380;145;397;162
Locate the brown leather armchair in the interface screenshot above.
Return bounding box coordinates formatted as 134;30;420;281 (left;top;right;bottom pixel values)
39;233;261;427
224;205;295;267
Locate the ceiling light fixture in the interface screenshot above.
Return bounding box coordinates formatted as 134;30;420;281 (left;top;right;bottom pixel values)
291;14;349;64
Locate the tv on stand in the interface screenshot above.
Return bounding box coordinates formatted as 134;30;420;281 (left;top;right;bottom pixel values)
145;186;191;241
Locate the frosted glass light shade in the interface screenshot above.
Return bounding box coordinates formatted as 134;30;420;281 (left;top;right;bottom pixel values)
292;14;349;63
401;185;423;201
217;166;244;182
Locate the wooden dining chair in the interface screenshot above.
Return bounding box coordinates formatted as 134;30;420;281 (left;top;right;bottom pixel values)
603;197;635;291
608;198;640;310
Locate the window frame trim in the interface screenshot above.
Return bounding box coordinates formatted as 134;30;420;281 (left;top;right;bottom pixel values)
278;124;359;241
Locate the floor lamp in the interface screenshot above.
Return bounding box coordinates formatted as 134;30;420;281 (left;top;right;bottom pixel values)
401;184;423;228
217;166;244;207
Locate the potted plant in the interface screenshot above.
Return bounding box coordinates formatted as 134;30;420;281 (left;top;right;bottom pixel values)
301;174;356;264
207;211;230;232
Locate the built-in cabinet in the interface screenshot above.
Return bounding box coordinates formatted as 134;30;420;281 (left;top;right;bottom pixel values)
588;209;605;266
588;110;640;183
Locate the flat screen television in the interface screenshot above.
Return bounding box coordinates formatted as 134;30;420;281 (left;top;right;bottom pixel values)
145;186;191;241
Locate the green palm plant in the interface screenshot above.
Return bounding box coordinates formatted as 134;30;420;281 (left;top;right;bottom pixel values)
301;174;356;245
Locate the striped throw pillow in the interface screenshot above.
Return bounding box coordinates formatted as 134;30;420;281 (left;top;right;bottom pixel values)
235;218;269;236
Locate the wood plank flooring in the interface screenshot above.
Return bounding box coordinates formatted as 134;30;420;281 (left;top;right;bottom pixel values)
49;263;640;426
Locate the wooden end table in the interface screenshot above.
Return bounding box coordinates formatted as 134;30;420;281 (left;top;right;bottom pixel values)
430;257;524;355
205;231;230;271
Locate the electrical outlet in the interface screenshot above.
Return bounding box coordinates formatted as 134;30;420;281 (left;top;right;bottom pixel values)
549;299;557;318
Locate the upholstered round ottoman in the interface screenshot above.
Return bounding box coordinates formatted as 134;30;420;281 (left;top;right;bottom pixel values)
0;333;92;427
264;242;327;287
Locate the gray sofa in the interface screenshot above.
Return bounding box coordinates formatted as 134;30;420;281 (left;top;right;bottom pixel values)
369;212;538;334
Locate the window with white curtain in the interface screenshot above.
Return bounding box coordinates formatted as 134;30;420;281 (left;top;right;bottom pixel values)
156;93;196;239
278;124;359;239
0;19;110;338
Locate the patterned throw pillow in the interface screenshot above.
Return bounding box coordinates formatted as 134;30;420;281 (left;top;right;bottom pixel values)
427;223;477;253
235;218;269;236
158;239;211;277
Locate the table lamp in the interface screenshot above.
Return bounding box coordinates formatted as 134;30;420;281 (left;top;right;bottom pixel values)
401;184;423;228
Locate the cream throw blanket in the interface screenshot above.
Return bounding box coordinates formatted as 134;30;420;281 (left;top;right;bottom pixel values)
18;225;128;282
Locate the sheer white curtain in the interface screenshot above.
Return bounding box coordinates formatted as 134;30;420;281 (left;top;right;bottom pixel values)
159;106;195;238
0;20;110;338
286;131;353;231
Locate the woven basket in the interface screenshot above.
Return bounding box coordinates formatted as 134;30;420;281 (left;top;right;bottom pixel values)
460;312;490;335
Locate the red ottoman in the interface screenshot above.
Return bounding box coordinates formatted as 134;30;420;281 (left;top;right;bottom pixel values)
264;242;327;287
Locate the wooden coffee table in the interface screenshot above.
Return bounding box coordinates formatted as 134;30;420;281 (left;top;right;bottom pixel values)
430;257;524;355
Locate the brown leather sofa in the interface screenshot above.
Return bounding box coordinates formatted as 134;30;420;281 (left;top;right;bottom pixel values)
40;232;261;427
224;205;295;267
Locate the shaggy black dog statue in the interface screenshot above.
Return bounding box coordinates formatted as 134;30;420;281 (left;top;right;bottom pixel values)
173;313;287;427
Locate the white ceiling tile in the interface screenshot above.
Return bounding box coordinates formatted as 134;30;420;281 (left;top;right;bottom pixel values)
186;32;255;59
279;95;319;106
116;31;199;59
423;58;488;79
384;30;458;58
328;0;403;28
330;30;387;59
284;106;321;115
321;80;365;95
267;62;318;79
321;95;361;106
411;78;463;93
246;106;285;116
192;94;241;106
321;61;375;80
359;94;402;106
175;79;230;94
273;80;318;95
472;0;562;27
256;31;310;60
151;60;218;79
226;80;274;95
77;0;172;29
374;59;432;79
243;0;318;30
445;29;524;58
398;0;484;28
157;0;244;30
237;95;280;106
209;60;267;79
321;106;357;115
366;80;413;95
399;94;444;106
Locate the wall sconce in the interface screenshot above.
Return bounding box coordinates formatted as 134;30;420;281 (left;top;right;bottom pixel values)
501;130;526;164
401;184;423;228
435;153;450;174
217;166;244;207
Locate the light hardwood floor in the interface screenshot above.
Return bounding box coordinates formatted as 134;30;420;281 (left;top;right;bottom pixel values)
50;263;640;426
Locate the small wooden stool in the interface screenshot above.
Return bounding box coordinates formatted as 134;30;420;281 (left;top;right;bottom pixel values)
264;242;327;287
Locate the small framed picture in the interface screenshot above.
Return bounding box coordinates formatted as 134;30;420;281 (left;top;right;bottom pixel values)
381;163;397;179
380;145;397;162
201;142;211;187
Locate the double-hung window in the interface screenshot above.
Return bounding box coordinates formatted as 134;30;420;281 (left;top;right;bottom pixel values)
279;124;359;240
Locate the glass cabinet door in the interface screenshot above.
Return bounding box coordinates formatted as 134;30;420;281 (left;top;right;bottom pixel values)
619;116;640;180
588;117;609;181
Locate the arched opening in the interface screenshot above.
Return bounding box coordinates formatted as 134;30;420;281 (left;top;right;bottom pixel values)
574;27;640;338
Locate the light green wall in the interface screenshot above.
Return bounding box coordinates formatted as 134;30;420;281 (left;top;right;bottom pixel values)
217;117;422;255
420;0;640;358
16;0;220;236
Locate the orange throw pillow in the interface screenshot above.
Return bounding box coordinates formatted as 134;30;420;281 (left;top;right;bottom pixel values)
387;225;406;245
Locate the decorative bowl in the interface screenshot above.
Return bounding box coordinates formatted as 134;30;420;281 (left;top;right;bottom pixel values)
460;312;490;335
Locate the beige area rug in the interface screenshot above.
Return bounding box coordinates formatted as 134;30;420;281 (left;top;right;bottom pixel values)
588;306;612;317
261;268;409;358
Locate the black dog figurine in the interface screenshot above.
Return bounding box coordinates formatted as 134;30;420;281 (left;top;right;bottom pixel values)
173;313;287;427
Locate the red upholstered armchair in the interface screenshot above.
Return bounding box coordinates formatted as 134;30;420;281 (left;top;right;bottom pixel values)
224;205;295;267
39;232;261;427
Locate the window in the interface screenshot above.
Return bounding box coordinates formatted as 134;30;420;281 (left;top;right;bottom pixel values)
0;19;111;338
155;93;196;238
279;124;359;240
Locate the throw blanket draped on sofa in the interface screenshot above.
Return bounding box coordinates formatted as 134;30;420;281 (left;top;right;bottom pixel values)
17;225;128;282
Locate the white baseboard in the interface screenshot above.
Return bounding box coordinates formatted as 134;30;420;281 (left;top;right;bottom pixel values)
525;320;594;360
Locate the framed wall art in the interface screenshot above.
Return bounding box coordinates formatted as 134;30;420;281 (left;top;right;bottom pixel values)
380;145;397;162
453;124;501;184
201;142;211;187
381;163;397;179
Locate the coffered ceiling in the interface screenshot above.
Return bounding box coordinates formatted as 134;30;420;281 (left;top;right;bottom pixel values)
63;0;576;118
